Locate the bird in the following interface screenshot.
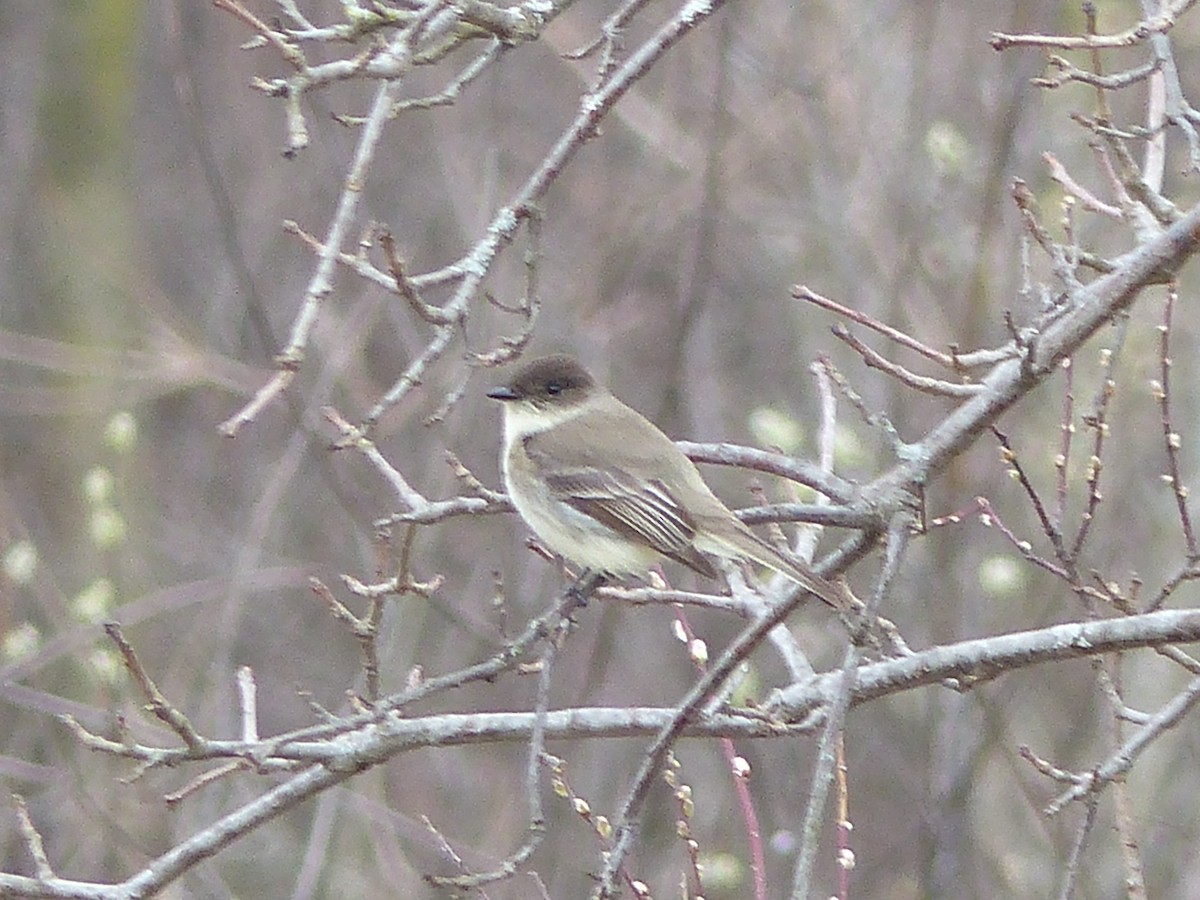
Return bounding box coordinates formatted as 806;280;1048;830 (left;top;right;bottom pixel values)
487;353;845;609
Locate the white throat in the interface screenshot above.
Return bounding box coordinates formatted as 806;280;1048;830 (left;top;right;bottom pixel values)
502;395;596;443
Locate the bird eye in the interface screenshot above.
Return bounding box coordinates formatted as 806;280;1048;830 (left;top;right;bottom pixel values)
546;381;563;396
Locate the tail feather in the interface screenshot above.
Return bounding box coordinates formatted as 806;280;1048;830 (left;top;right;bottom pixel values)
702;524;849;611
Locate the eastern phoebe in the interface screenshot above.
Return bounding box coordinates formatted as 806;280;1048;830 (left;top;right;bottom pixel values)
487;354;845;609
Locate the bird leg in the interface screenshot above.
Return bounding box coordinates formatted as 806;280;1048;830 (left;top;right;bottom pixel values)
565;568;605;610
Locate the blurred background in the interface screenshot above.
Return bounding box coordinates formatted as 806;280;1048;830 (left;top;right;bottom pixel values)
4;1;1200;897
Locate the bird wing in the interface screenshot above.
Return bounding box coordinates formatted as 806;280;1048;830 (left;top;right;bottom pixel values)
523;432;719;579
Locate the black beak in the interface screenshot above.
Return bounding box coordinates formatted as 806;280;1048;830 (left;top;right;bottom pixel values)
487;386;519;401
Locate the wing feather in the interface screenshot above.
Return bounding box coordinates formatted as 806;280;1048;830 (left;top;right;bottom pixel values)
541;466;718;578
520;404;721;578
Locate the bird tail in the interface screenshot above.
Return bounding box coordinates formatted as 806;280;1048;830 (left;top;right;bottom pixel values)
700;524;850;611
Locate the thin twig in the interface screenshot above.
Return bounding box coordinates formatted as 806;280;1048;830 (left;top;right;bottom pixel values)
593;564;847;897
104;623;205;753
790;515;910;898
1045;672;1200;814
1055;795;1099;900
237;666;258;743
795;284;1001;372
831;325;984;397
11;793;53;880
991;1;1197;51
221;59;408;434
1154;284;1197;559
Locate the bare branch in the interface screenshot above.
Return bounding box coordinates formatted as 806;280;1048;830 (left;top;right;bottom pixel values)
991;1;1198;51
